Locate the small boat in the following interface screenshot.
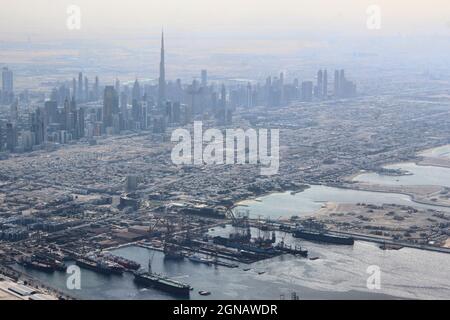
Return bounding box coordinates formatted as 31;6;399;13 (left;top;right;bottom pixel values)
188;254;213;265
188;254;203;263
379;243;403;251
199;291;211;296
243;268;251;271
309;257;319;261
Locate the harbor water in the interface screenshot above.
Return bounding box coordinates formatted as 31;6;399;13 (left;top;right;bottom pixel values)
353;162;450;188
12;229;450;300
235;184;450;219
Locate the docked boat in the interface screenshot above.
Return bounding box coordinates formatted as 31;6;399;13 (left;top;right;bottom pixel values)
133;259;190;297
49;260;67;272
293;229;354;245
275;242;308;257
32;253;67;272
188;254;213;265
103;253;141;270
23;260;54;273
75;258;124;275
212;236;278;255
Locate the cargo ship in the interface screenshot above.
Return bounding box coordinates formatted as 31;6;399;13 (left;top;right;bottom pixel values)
75;258;124;275
293;229;354;245
133;260;190;297
103;253;141;270
275;242;308;257
213;236;278;255
22;260;55;273
51;260;68;272
33;253;67;272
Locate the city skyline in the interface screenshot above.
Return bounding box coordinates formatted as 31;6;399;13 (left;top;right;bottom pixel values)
0;31;357;153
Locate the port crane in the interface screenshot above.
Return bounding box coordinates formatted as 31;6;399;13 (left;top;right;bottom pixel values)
161;220;184;260
147;216;164;235
225;207;250;226
225;206;251;241
225;206;237;222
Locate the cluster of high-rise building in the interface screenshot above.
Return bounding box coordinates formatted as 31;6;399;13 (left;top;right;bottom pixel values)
259;68;356;106
86;33;235;136
0;71;86;152
0;33;358;154
0;100;85;153
48;73;100;106
333;69;357;98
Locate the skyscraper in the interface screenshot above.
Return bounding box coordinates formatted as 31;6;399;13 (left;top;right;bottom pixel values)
94;76;100;100
217;84;231;125
63;98;71;131
158;31;166;106
44;100;58;124
317;70;323;98
84;76;89;101
131;99;142;124
323;70;328;98
2;67;13;94
126;175;138;192
334;70;340;97
246;82;252;108
10;98;18;124
201;70;208;87
103;86;119;131
132;79;141;102
279;72;285;105
31;107;46;145
2;67;13;104
69;96;79;139
339;69;345;94
6;123;17;152
115;78;120;94
78;72;83;101
77;107;85;139
72;78;77;100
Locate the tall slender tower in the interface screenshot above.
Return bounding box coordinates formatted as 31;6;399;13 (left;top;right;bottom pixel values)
317;70;323;97
78;72;83;101
2;67;13;94
334;70;340;97
323;70;328;98
158;31;166;106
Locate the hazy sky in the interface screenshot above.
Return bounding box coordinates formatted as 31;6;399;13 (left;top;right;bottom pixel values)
0;0;449;40
1;0;450;89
